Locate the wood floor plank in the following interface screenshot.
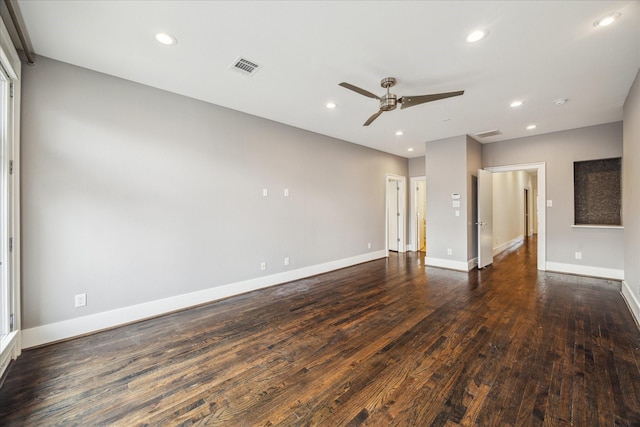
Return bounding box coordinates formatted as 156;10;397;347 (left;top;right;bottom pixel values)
1;237;639;426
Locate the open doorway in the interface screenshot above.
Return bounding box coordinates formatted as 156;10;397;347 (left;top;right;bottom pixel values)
482;163;546;271
386;174;406;253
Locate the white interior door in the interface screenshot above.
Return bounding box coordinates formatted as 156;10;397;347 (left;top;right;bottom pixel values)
387;178;399;251
478;169;493;268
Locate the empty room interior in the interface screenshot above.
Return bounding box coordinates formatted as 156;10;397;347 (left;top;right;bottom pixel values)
0;1;639;425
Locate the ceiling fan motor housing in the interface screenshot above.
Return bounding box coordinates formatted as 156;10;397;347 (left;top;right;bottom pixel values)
380;93;398;111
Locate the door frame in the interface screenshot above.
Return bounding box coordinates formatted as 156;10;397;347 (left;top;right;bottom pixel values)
385;174;406;255
485;162;546;270
524;187;530;237
410;176;426;252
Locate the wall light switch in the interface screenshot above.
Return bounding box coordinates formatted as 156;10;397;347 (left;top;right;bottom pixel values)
284;188;289;197
452;201;460;208
546;200;553;207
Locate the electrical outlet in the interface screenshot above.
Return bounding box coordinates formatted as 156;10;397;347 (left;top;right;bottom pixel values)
575;252;582;260
367;242;371;249
261;261;267;271
74;293;87;308
284;257;290;266
447;248;453;255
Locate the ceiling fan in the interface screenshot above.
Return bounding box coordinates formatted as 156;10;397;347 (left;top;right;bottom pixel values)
339;77;464;126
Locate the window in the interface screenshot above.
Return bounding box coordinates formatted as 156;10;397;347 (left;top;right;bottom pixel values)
0;21;20;378
574;157;621;226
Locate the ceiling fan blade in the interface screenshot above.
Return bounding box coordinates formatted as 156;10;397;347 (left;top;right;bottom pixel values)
363;110;384;126
399;90;464;109
339;82;380;100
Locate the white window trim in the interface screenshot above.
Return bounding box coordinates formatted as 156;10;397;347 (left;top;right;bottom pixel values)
0;16;22;380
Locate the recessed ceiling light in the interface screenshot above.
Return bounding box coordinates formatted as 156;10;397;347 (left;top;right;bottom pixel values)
594;13;621;27
526;124;537;130
510;100;523;108
395;130;404;136
326;102;336;109
408;148;414;152
553;98;568;106
466;30;487;43
155;32;177;45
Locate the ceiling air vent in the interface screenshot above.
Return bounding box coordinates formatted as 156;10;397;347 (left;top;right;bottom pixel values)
475;129;502;138
230;57;262;77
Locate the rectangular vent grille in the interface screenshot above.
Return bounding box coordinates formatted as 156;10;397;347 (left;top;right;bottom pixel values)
475;129;502;138
231;57;261;76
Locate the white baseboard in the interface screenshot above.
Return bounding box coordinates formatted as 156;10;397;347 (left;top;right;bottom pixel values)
621;280;640;327
21;250;387;349
493;236;523;256
467;257;478;271
545;261;624;280
425;257;470;272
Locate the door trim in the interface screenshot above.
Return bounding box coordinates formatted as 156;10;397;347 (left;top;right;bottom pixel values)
485;162;546;271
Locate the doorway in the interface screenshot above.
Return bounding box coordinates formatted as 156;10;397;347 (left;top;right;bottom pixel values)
410;176;426;252
482;163;546;271
386;174;406;253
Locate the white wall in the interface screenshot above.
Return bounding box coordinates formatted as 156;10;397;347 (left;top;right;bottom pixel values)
20;56;408;345
623;68;640;324
483;122;624;279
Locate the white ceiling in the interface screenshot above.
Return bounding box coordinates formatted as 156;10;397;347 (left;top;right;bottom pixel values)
14;1;640;158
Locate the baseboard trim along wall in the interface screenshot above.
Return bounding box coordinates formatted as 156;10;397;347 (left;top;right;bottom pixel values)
621;281;640;327
493;236;524;256
424;257;470;272
545;261;624;280
21;250;387;349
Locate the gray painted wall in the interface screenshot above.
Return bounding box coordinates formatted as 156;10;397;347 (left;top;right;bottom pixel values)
483;122;624;270
623;68;640;318
425;135;468;263
408;156;425;177
21;56;408;329
466;136;482;261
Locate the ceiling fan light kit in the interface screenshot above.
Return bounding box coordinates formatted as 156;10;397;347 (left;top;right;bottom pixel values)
339;77;464;126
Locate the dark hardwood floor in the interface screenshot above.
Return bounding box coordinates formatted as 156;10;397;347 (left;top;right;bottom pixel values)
1;237;639;426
